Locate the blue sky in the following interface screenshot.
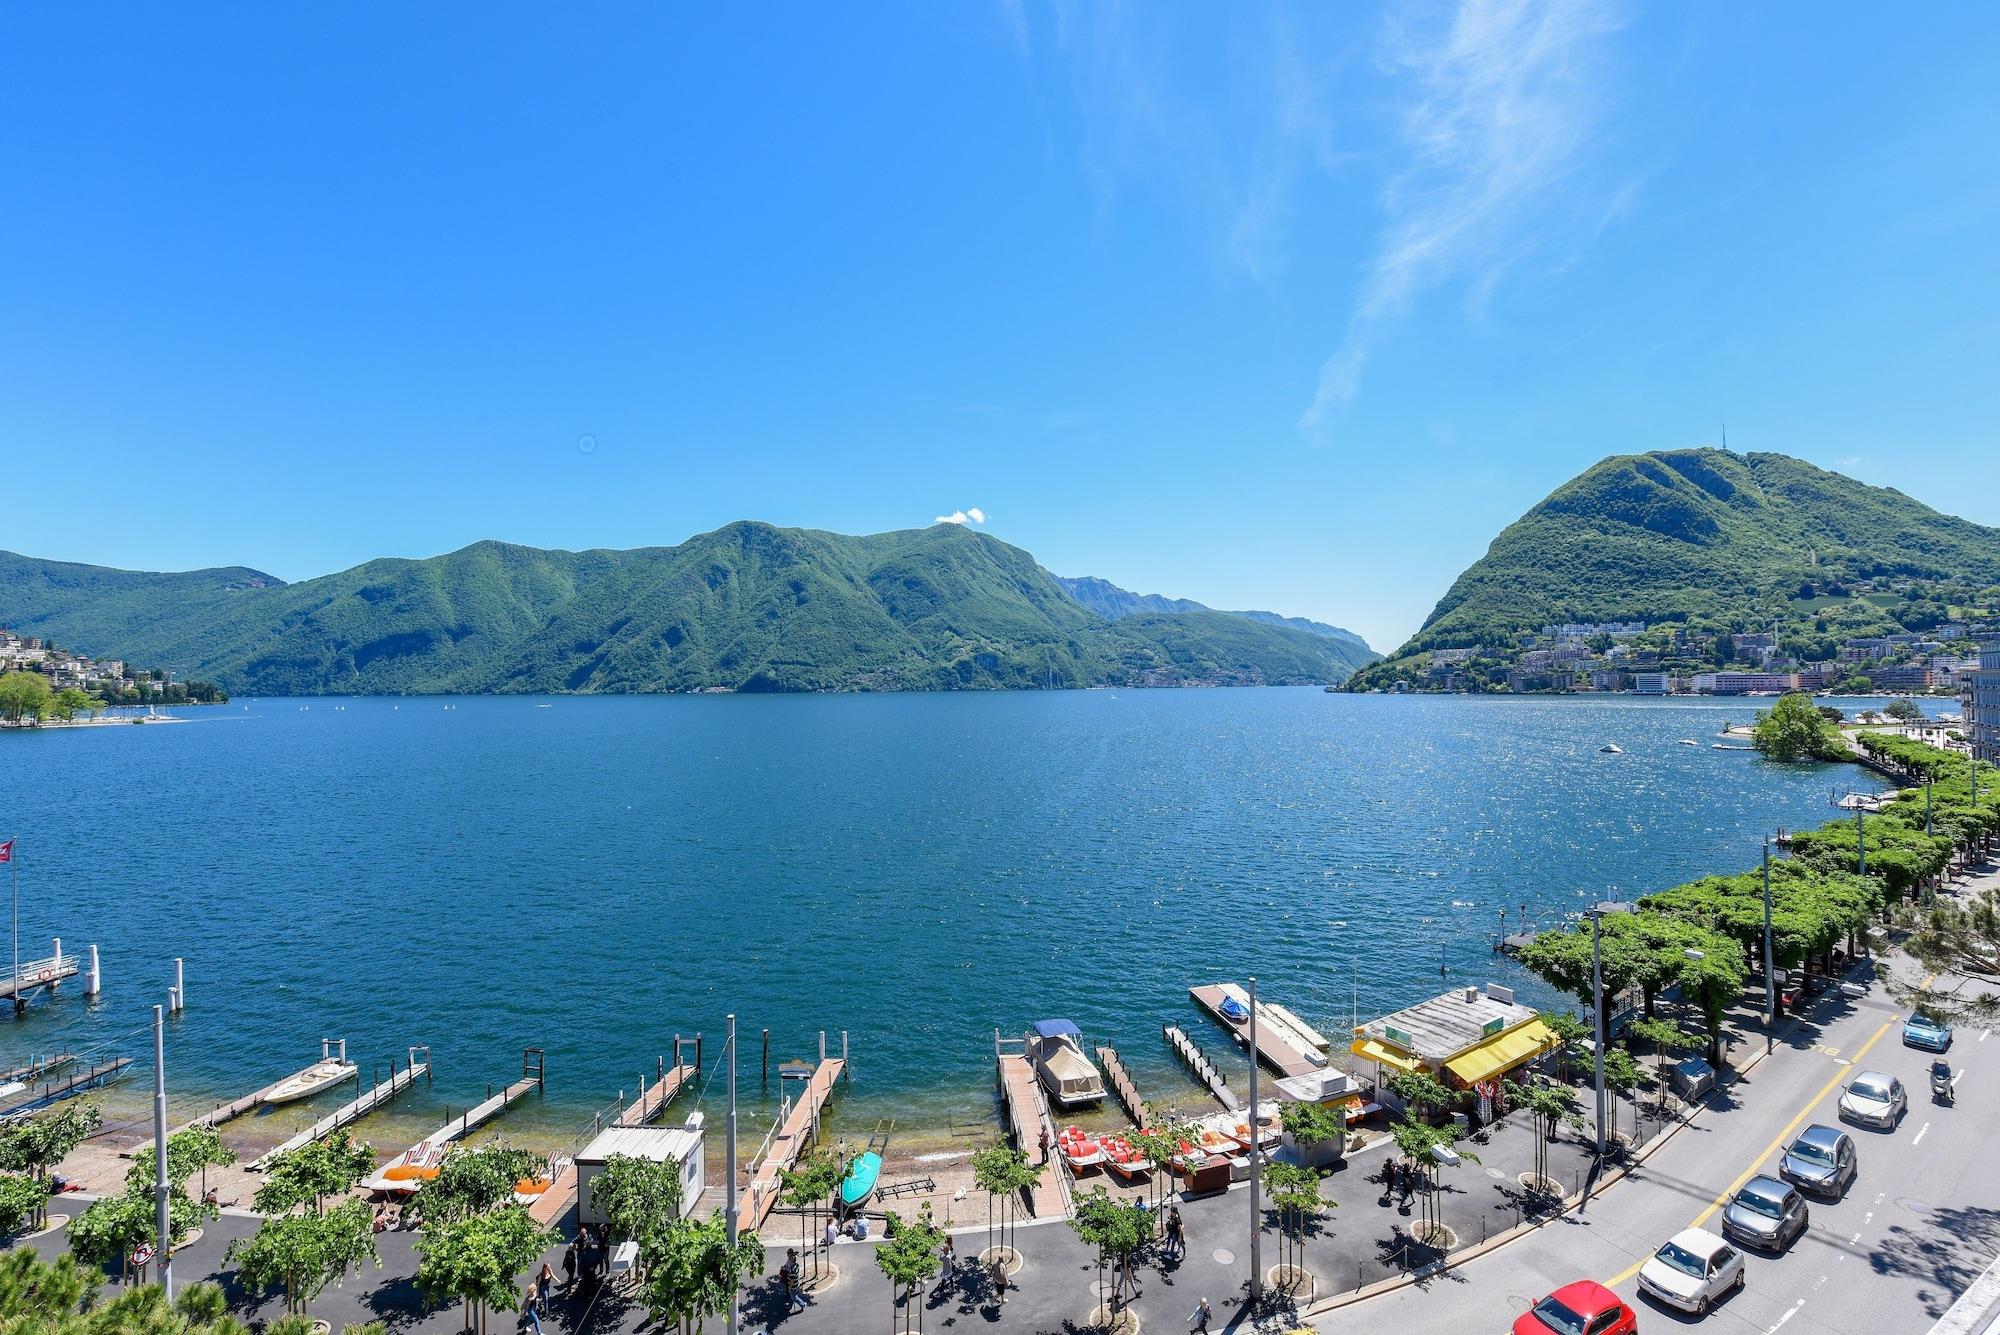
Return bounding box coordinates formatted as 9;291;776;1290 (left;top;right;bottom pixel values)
4;3;1996;650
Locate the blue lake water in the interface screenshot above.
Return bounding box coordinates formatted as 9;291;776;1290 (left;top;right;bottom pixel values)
0;689;1924;1152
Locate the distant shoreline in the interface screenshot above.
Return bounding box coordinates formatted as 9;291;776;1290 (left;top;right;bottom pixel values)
0;713;189;731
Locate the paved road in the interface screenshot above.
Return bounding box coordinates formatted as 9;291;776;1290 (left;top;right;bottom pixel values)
1318;977;1999;1335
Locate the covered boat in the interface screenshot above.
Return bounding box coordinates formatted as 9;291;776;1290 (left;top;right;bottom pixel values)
1025;1020;1106;1108
840;1151;882;1213
261;1040;358;1106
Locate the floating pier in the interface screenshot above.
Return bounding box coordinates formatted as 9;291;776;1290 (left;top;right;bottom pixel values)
0;1054;74;1084
1163;1023;1239;1111
171;1041;359;1137
357;1048;544;1191
0;1056;131;1120
2;950;81;1009
615;1058;696;1128
1188;982;1323;1078
992;1030;1072;1219
744;1031;847;1231
250;1046;431;1169
1095;1043;1148;1129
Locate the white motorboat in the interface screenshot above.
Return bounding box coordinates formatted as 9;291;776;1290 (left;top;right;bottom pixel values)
1599;743;1624;754
1025;1020;1106;1108
261;1040;358;1106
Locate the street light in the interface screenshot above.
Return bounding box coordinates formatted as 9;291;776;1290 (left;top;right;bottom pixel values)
1587;900;1635;1158
1762;836;1776;1055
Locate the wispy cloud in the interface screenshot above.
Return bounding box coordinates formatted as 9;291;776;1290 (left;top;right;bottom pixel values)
935;507;989;526
1300;0;1630;431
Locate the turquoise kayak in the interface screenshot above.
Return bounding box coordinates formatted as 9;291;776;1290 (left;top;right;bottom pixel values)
840;1151;882;1211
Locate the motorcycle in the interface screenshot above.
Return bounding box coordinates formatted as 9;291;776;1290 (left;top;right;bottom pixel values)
1931;1060;1955;1105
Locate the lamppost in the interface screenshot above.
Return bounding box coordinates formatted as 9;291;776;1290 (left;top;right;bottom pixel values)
1247;975;1262;1304
1588;901;1634;1158
1762;836;1776;1055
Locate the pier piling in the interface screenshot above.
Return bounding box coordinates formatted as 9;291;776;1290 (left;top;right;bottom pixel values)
88;944;102;996
170;958;184;1012
50;939;60;990
761;1030;769;1085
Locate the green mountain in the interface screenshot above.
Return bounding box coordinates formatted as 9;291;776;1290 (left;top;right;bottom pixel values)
1054;576;1374;655
1352;449;2000;689
1;523;1375;695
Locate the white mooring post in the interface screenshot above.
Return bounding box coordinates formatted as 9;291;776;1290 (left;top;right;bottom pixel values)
50;939;60;991
171;958;185;1012
86;944;100;997
818;1030;826;1063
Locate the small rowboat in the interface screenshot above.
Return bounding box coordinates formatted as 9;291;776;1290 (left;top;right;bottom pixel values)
1059;1126;1106;1170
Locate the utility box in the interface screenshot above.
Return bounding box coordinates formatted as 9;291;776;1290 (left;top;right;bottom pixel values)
576;1112;705;1229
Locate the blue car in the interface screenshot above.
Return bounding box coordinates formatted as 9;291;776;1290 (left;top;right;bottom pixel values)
1903;1014;1953;1052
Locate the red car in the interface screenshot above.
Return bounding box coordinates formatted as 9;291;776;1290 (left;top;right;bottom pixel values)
1512;1280;1639;1335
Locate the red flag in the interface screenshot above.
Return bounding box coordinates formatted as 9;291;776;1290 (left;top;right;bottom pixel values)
0;840;12;864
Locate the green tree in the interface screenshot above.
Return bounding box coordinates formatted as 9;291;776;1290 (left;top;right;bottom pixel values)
0;1173;46;1238
253;1131;375;1217
777;1150;843;1281
50;688;98;722
592;1152;686;1276
1628;1017;1700;1116
414;1204;555;1335
1387;1121;1476;1241
0;1103;102;1228
1386;1070;1459;1123
1501;1080;1583;1191
68;1192;157;1284
127;1125;236;1210
1601;1046;1647;1146
227;1198;380;1317
635;1210;763;1335
0;672;54;724
1753;692;1847;761
1067;1189;1142;1316
0;1248;99;1324
876;1206;946;1335
1278;1100;1342;1177
1128;1120;1185;1229
410;1145;538;1226
1883;697;1923;722
1537;1010;1590;1082
1261;1162;1328;1290
969;1144;1041;1266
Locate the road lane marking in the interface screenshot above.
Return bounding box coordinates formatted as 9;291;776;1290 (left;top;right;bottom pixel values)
1980;1028;1990;1043
1767;1297;1805;1332
1603;1018;1894;1289
1913;1121;1931;1146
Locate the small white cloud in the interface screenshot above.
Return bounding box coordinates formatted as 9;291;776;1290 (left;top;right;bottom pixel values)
934;508;989;526
967;507;987;524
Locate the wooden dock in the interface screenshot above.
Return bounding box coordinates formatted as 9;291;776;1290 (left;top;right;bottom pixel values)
0;1056;131;1120
744;1056;845;1231
1164;1023;1240;1111
249;1049;430;1169
1189;983;1322;1078
1095;1044;1148;1129
0;1054;74;1084
355;1050;545;1190
993;1038;1071;1219
614;1063;695;1127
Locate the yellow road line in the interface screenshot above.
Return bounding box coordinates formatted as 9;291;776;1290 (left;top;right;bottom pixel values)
1603;1018;1893;1289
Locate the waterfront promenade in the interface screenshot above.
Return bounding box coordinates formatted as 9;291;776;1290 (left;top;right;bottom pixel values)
18;918;1999;1335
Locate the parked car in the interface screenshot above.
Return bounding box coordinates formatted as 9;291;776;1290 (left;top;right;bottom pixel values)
1671;1055;1717;1100
1639;1226;1746;1316
1837;1070;1906;1129
1779;1123;1857;1197
1903;1013;1953;1052
1721;1174;1809;1251
1513;1280;1639;1335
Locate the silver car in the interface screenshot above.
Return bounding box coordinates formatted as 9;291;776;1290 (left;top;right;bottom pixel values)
1639;1226;1746;1316
1721;1175;1809;1251
1779;1123;1857;1197
1837;1070;1906;1130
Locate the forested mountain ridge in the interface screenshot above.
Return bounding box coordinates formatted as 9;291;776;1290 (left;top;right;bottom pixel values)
1351;449;2000;691
2;523;1374;694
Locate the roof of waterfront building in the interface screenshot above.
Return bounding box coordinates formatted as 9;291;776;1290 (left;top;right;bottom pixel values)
1356;984;1542;1063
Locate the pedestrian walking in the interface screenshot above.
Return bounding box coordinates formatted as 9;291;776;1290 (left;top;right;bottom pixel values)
990;1255;1009;1306
1166;1205;1184;1258
1400;1161;1414;1203
783;1250;809;1313
1383;1159;1398;1198
1189;1298;1211;1333
536;1262;555;1315
561;1240;578;1289
1039;1124;1051;1165
523;1287;543;1335
934;1235;955;1295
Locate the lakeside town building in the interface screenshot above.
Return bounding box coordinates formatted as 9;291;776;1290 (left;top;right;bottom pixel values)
1966;642;2000;763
